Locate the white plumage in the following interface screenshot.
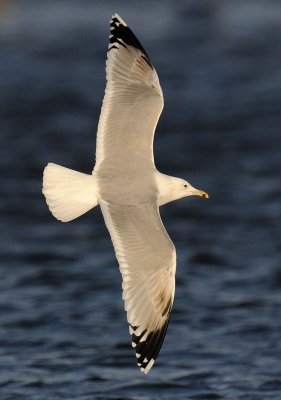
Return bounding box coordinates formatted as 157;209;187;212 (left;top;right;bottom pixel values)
100;202;176;373
43;163;98;222
42;13;208;374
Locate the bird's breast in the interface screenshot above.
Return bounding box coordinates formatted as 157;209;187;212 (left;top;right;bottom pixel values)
94;165;158;205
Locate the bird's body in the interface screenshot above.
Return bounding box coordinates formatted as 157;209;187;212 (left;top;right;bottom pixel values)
42;14;208;374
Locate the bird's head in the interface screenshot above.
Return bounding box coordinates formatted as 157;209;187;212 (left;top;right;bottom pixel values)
158;175;209;206
181;179;209;199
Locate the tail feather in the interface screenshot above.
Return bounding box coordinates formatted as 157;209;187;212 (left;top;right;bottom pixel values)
42;163;98;222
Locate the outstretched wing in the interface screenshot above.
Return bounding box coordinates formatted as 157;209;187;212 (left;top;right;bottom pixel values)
100;201;176;374
95;14;164;169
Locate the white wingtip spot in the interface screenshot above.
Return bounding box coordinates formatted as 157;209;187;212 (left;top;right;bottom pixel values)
136;353;141;358
144;359;155;374
132;342;136;348
112;13;127;26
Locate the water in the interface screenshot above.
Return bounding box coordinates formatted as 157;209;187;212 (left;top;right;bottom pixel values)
0;1;281;399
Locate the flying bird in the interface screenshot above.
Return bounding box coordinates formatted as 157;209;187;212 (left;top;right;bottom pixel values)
42;14;208;374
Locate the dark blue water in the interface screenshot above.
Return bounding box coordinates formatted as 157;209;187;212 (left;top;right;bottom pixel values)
1;1;281;399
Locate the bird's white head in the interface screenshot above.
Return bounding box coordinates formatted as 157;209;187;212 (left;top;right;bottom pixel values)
157;174;208;206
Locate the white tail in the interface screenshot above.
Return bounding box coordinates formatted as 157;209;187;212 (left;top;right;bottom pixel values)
42;163;98;222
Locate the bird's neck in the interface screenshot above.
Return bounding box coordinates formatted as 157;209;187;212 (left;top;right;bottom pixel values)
156;172;183;206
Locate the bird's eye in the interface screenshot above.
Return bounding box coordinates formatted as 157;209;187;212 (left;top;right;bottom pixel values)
184;184;187;188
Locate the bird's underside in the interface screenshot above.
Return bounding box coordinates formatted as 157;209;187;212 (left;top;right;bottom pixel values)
93;14;175;373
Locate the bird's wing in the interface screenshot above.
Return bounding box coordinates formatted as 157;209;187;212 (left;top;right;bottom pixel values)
100;201;176;374
95;14;164;169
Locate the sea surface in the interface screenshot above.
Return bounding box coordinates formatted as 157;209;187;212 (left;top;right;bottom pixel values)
0;1;281;399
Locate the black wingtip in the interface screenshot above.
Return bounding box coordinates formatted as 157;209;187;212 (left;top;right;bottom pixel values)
130;316;171;374
108;14;153;69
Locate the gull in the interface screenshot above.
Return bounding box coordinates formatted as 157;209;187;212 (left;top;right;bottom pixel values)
42;14;208;374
